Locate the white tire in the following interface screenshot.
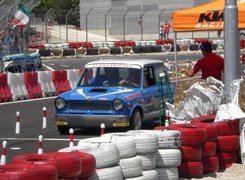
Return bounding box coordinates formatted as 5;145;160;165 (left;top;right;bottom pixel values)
138;153;156;171
119;156;143;178
153;130;181;149
125;176;145;180
59;143;120;169
156;167;178;180
142;170;158;180
89;166;123;180
155;149;181;168
98;133;137;158
126;130;159;154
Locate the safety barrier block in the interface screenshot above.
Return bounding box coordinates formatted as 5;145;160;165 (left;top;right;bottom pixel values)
24;72;42;99
28;44;45;49
240;40;245;49
7;73;29;101
241;54;245;64
38;71;57;97
0;74;12;102
67;69;80;89
52;70;71;95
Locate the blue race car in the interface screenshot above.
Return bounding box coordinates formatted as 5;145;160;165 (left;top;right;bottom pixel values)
55;59;174;134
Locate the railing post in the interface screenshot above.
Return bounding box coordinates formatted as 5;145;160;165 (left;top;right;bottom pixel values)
44;8;52;43
86;8;93;42
105;8;112;42
66;9;73;43
140;8;148;41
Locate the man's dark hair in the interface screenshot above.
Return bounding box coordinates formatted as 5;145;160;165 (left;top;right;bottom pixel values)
200;42;212;53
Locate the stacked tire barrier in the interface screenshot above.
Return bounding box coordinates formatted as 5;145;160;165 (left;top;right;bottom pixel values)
26;38;232;57
154;117;240;179
0;151;96;179
60;141;123;180
155;124;207;178
192;116;240;171
134;130;182;180
60;130;183;180
126;131;159;179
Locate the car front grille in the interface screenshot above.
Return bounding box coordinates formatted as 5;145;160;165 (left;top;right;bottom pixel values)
66;100;113;111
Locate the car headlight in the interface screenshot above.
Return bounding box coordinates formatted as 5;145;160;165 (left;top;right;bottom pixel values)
113;98;124;111
55;98;66;110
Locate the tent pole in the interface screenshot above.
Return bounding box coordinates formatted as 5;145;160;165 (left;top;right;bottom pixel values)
224;0;239;101
174;32;179;84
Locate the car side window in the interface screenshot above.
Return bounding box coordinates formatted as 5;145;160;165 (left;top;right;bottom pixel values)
144;66;156;87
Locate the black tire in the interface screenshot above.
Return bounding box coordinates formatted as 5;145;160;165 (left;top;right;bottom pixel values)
130;109;142;130
63;48;75;56
38;49;52;56
132;46;141;53
57;125;69;135
110;47;121;54
189;44;199;51
86;48;99;55
170;44;180;52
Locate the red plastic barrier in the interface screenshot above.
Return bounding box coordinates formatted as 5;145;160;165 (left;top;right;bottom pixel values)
156;39;173;45
82;42;93;48
24;72;42;99
242;54;245;64
194;38;212;44
52;70;71;95
114;41;136;47
28;44;45;49
0;73;12;102
69;42;82;49
79;68;83;74
240;40;245;49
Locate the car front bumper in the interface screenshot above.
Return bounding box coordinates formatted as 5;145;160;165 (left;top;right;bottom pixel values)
55;114;130;128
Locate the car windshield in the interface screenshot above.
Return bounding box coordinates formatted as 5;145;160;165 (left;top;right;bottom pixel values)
78;65;141;88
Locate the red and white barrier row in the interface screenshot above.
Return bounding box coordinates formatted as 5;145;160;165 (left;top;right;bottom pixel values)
0;68;83;103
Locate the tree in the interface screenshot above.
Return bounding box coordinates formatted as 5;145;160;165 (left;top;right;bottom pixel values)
32;0;80;27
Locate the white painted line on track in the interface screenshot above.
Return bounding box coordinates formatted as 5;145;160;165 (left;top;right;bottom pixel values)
0;138;80;141
10;147;21;150
42;63;55;71
60;64;69;68
0;96;56;106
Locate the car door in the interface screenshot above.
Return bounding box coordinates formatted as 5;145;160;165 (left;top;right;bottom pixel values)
141;65;160;122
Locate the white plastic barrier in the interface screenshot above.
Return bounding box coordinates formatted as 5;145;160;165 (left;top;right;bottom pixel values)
7;73;29;101
67;69;80;89
38;71;56;97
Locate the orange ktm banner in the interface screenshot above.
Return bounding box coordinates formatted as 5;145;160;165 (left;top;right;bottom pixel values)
172;0;245;32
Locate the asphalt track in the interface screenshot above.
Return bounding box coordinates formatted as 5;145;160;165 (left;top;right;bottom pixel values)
2;52;243;164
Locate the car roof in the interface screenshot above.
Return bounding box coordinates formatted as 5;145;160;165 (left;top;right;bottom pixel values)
85;59;163;68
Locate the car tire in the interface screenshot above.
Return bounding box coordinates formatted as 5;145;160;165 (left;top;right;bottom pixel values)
90;166;123;180
11;152;81;179
0;164;58;180
60;143;120;169
57;125;69;135
119;156;143;178
156;167;179;180
202;156;219;174
130;109;142;130
138;153;156;171
142;170;158;180
155;149;181;168
178;161;203;179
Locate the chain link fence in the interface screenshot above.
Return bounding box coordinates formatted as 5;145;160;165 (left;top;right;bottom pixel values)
0;0;221;47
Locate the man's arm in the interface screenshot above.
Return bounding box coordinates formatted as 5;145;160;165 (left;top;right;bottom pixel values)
180;67;194;77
